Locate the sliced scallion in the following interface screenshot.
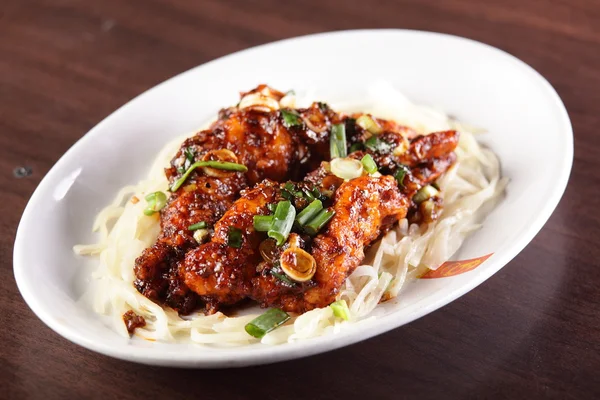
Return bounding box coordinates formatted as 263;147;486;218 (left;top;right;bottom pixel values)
181;146;196;171
413;185;439;204
364;136;393;154
270;269;296;286
330;123;347;159
394;164;410;187
282;182;303;199
361;154;378;174
227;226;243;248
188;221;207;231
302;188;315;201
349;142;364;153
304;209;335;235
253;215;274;232
267;203;277;213
184;146;195;162
330;300;350;320
281;109;302;128
356;115;382;134
330;157;364;180
310;186;323;200
143;191;167;215
268;201;296;246
295;199;323;226
244;308;291;339
170;160;248;192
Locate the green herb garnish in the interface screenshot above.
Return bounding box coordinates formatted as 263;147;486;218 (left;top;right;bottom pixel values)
253;215;274;232
244;308;291;339
227;226;243;248
394;164;410;187
303;209;335;235
170;161;248;192
143;191;168;216
281;109;302;128
267;201;296;246
349;142;364;153
364;136;393;153
361;154;378;174
330;123;347;159
188;221;207;231
295;199;323;226
330;300;350;320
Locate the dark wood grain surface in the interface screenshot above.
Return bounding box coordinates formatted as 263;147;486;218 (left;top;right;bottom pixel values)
2;0;599;398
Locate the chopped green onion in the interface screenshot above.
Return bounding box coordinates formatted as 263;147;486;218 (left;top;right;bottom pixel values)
184;146;194;159
244;308;291;339
431;182;440;191
184;146;195;162
361;154;378;174
330;300;350;320
330;157;364;180
295;199;323;226
268;201;296;246
356;115;382;134
304;209;335;235
181;146;196;171
188;221;207;231
270;269;296;286
253;215;274;232
349;142;364;153
330;123;347;159
267;203;277;213
364;136;393;154
311;186;323;200
413;185;439;204
302;188;315;201
394;164;410;187
282;182;303;199
227;226;243;248
281;109;302;128
143;191;168;215
170;160;248;192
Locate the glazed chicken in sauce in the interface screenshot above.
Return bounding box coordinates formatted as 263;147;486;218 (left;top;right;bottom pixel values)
133;85;459;317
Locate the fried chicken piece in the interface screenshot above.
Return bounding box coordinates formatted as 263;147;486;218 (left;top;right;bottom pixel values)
181;181;283;311
303;175;410;309
181;129;460;313
136;88;461;315
134;86;340;314
250;175;409;313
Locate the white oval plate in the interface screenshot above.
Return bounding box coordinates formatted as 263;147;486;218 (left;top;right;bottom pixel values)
14;30;572;368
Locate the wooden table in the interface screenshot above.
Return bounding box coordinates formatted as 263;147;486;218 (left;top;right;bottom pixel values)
2;0;598;398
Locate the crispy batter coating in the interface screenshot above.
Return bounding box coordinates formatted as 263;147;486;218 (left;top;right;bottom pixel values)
250;175;409;312
134;85;460;315
134;86;338;313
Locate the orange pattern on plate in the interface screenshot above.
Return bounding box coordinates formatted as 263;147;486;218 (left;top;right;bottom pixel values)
419;253;493;279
